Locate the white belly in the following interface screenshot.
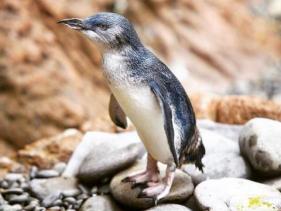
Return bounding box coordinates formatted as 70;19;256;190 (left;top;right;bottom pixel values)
110;85;173;164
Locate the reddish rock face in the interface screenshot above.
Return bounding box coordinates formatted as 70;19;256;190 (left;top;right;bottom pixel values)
18;129;83;169
0;0;280;148
190;94;281;124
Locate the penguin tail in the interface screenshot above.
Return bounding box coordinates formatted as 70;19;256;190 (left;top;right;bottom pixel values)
182;127;205;172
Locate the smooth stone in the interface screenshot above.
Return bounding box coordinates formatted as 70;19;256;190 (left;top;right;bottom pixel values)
198;119;242;141
8;193;30;204
4;174;25;182
195;178;281;211
63;197;76;205
0;204;23;211
63;131;144;178
184;129;250;184
1;188;23;195
184;152;251;185
53;162;67;175
61;189;80;197
29;166;38;179
110;162;194;209
0;180;9;189
79;195;122;211
239;118;281;176
36;170;60;178
29;177;78;200
145;204;192;211
263;177;281;191
78;142;144;184
48;206;61;210
41;192;61;207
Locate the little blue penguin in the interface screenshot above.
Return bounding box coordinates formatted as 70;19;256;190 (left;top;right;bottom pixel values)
58;12;205;202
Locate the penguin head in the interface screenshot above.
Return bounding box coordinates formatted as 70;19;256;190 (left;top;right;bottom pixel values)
58;12;141;50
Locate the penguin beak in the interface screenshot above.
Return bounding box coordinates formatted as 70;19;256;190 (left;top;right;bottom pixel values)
57;18;86;30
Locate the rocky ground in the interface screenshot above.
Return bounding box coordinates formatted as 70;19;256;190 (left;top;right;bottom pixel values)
1;117;281;210
0;0;281;210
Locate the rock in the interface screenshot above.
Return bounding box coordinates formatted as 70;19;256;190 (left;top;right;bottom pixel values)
18;129;83;169
194;178;281;211
190;94;281;124
78;143;143;184
239;118;281;175
36;170;60;178
268;0;281;19
197;119;242;141
184;129;251;184
80;195;122;211
53;162;67;175
29;177;78;201
145;204;192;211
110;162;194;209
63;131;144;182
263;177;281;191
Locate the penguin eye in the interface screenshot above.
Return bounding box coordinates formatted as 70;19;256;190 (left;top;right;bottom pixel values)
98;24;108;31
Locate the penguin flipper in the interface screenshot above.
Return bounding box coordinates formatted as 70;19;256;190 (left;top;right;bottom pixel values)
109;94;127;129
149;81;179;166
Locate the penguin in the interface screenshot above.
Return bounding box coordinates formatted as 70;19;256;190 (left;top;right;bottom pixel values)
58;12;205;202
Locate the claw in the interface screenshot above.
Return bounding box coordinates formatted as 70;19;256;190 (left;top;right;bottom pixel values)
121;176;132;183
131;182;148;189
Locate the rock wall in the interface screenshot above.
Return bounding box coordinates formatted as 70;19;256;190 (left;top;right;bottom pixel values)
0;0;280;148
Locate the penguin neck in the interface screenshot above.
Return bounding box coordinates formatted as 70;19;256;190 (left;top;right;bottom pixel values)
101;44;141;87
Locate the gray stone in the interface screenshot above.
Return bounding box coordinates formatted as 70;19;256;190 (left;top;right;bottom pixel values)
145;204;192;211
268;0;281;19
184;129;250;184
0;204;23;211
4;174;25;182
263;176;281;191
76;132;144;184
239;118;281;176
184;152;251;185
36;170;60;178
110;162;194;209
79;195;122;211
198;119;242;141
29;177;78;200
8;193;30;204
53;162;67;175
194;178;281;211
63;131;144;178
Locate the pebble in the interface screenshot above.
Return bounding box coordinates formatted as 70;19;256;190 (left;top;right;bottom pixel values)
4;174;25;182
80;195;122;211
8;193;30;204
30;177;77;200
1;188;23;195
29;166;38;179
145;204;192;211
53;162;67;175
0;180;9;189
48;206;61;210
62;189;80;198
239;118;281;176
36;170;60;178
63;197;76;205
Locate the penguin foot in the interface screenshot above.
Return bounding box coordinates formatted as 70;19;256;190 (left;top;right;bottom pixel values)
121;170;159;188
137;182;169;203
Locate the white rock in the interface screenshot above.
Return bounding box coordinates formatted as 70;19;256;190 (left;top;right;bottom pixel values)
63;131;143;177
194;178;281;211
184;129;250;184
268;0;281;18
239;118;281;175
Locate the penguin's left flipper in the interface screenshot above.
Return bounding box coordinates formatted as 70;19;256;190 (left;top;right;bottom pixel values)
109;94;127;129
149;80;196;167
